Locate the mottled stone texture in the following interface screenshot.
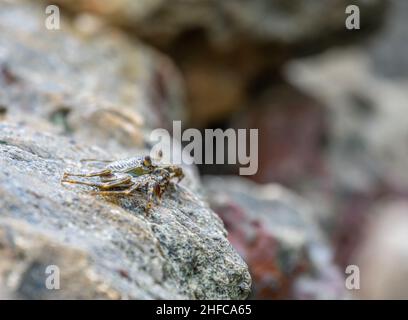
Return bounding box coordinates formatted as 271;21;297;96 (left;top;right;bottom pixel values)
203;176;346;299
0;1;250;299
0;124;250;299
0;0;186;146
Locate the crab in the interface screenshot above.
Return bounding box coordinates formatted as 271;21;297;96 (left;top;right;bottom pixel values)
61;155;184;211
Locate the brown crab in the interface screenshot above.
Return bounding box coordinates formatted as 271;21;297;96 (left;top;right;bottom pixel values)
61;155;184;210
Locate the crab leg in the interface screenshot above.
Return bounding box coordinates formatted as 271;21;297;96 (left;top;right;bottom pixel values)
89;181;142;196
146;180;166;209
80;159;113;164
61;175;132;189
62;168;112;179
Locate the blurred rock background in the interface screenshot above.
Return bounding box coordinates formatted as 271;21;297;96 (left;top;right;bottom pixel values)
2;0;408;299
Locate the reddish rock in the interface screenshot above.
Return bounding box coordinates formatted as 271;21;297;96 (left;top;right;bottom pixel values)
204;176;346;299
213;201;303;299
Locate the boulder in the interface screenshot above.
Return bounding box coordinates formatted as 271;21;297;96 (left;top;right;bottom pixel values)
203;176;345;299
0;0;250;300
0;123;250;299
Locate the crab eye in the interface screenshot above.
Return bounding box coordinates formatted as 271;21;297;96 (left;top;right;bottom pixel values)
143;156;152;167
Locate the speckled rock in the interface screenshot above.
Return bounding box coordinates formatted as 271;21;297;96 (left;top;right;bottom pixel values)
203;176;345;299
0;123;251;299
0;0;250;300
0;0;186;149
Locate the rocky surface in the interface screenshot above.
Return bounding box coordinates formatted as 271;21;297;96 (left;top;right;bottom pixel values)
368;0;408;78
47;0;387;127
5;0;401;300
287;49;408;195
0;0;250;299
228;83;328;187
48;0;386;50
203;176;345;299
1;0;185;148
0;123;250;300
279;0;408;270
286;47;408;265
353;201;408;299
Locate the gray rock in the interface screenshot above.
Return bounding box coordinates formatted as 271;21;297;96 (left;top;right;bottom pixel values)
0;0;250;300
46;0;387;127
0;0;186;148
368;0;408;79
0;123;251;299
203;176;346;299
286;49;408;194
353;201;408;299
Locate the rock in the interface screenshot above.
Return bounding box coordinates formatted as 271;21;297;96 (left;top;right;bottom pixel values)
203;176;345;299
287;49;408;195
229;83;328;189
0;219;121;300
353;201;408;299
48;0;386;50
46;0;387;126
368;0;408;78
0;123;251;299
0;1;250;300
0;0;186;150
285;1;408;266
222;83;336;231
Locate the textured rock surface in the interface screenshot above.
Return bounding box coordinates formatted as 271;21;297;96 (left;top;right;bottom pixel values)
203;176;345;299
0;124;250;299
0;1;250;300
0;0;186;147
